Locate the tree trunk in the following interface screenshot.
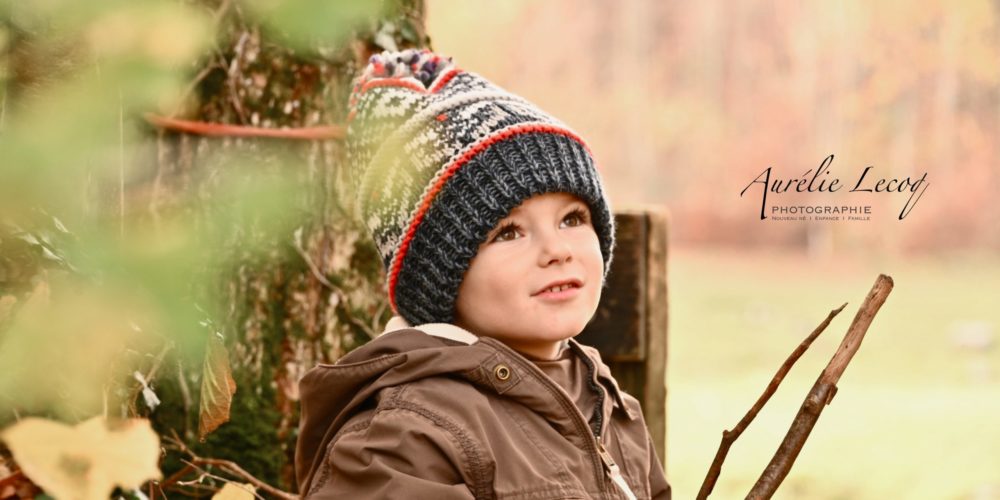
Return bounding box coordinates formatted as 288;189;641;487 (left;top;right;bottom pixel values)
145;0;429;492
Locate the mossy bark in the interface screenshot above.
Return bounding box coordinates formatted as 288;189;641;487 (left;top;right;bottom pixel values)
144;0;429;493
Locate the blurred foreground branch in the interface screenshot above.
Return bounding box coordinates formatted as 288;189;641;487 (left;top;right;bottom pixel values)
145;113;346;140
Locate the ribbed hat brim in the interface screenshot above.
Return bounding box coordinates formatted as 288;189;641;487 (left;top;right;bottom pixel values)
392;130;615;325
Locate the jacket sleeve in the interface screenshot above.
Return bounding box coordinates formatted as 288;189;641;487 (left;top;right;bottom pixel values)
648;435;672;500
305;407;478;500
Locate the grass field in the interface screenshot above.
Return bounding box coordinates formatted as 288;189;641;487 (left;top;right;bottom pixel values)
665;246;1000;500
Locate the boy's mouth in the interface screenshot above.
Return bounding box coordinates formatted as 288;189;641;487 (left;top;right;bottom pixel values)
532;278;583;296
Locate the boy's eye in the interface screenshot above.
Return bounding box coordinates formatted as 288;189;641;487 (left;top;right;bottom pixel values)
492;222;520;242
490;207;590;243
561;208;590;228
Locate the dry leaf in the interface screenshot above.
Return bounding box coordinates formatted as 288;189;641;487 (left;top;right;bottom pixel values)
198;334;237;441
0;416;160;500
212;482;257;500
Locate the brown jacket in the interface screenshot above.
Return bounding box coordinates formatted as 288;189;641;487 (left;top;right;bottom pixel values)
295;320;671;499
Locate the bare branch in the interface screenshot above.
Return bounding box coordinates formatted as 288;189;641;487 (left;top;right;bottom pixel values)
169;62;223;118
160;430;298;500
212;0;234;26
292;234;338;290
697;302;847;500
227;31;250;124
747;274;893;499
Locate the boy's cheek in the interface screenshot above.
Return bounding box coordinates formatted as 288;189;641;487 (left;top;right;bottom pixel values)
478;240;525;260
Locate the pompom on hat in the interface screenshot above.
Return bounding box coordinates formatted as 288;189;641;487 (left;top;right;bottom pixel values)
346;49;615;326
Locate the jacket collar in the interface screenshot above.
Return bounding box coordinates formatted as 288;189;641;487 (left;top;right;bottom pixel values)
297;321;637;494
381;315;636;420
567;338;638;420
382;315;479;344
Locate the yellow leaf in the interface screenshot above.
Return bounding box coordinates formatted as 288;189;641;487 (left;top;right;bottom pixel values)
0;416;161;500
212;482;257;500
198;334;237;441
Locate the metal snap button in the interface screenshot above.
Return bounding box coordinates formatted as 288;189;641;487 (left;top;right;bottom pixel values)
494;364;511;381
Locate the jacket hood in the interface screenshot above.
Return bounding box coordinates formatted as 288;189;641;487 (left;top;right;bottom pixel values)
294;317;636;494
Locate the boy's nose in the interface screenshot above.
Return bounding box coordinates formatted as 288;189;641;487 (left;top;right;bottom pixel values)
536;230;573;266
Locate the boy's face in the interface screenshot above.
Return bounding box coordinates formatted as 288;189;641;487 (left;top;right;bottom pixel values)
453;192;604;360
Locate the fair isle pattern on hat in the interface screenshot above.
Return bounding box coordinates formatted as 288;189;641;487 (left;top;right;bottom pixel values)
347;49;616;326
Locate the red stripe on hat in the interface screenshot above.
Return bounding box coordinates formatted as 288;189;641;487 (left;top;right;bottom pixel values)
388;123;593;314
361;77;427;94
347;69;463;126
430;68;460;92
357;68;462;96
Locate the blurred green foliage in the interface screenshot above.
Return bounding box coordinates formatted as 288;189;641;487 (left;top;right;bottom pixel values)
244;0;384;49
0;0;305;423
1;0;421;495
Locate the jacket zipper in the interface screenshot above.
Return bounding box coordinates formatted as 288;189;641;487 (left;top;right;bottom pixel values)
486;339;639;499
597;440;638;500
574;343;638;500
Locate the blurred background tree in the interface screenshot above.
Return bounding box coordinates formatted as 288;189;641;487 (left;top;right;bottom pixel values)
423;2;1000;498
428;0;1000;256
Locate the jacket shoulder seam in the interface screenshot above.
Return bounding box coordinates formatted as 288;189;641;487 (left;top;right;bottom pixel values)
382;386;495;499
308;413;374;496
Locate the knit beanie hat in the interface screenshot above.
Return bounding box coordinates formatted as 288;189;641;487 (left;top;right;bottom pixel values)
346;49;616;326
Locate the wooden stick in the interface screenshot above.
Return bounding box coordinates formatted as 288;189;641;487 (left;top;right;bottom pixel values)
747;274;893;499
696;303;847;500
144;113;345;140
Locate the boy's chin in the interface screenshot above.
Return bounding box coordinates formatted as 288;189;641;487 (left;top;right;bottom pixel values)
495;329;577;360
540;312;592;337
468;309;593;344
514;319;587;341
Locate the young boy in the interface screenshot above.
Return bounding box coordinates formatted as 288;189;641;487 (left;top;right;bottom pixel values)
295;49;671;499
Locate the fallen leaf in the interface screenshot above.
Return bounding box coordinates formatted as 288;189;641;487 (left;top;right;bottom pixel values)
198;334;237;441
212;482;257;500
0;416;160;500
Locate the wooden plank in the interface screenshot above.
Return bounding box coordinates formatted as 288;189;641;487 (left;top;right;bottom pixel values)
579;213;647;361
644;207;669;468
578;207;669;466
